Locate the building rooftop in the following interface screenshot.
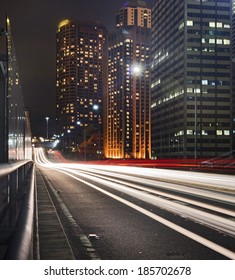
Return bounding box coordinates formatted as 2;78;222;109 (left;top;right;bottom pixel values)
123;0;148;8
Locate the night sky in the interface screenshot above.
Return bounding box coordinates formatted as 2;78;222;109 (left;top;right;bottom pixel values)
1;0;152;136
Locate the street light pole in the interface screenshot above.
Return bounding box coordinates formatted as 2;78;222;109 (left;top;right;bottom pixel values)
194;75;198;160
46;117;49;139
93;104;100;160
194;89;197;160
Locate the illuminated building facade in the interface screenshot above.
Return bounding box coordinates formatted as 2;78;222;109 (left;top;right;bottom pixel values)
151;0;232;159
232;0;235;150
56;20;107;157
105;0;151;159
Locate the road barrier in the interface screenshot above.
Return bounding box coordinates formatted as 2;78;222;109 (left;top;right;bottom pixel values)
0;160;35;259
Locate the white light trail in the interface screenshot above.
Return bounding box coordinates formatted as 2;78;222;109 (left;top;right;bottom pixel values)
34;148;235;259
40;166;235;259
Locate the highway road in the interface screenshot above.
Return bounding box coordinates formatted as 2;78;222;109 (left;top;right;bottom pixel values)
34;148;235;260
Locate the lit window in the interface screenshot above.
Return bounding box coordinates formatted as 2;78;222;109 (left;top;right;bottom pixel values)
216;22;222;28
224;24;230;28
187;88;193;92
187;20;193;26
224;39;230;45
178;22;184;30
209;22;215;28
202;130;208;135
216;130;222;136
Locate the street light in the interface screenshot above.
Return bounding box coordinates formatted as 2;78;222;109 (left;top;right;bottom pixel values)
194;75;200;160
194;86;198;160
46;117;49;139
76;120;86;161
93;104;101;159
132;63;142;76
93;104;99;111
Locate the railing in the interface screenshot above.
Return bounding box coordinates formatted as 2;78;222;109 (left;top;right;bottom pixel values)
0;160;35;259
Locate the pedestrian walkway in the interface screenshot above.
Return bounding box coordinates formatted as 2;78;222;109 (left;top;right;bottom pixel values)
35;169;74;260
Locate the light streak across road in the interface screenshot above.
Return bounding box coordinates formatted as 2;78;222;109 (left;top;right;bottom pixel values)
34;148;235;259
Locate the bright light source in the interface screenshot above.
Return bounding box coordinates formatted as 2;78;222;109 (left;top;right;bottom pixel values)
52;139;60;149
132;64;142;76
93;104;99;110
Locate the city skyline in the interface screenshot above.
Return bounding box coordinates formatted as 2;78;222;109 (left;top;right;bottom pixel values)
1;1;235;266
1;0;153;136
1;0;235;160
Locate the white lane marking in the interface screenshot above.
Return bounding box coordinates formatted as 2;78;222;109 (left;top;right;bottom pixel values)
47;166;235;260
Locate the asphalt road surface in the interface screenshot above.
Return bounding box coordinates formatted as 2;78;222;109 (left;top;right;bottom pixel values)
35;148;235;260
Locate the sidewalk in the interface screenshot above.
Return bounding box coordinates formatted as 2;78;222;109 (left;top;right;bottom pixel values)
35;169;74;260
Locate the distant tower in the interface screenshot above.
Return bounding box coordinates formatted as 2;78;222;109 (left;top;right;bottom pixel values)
151;0;232;159
104;0;151;159
116;0;151;29
56;20;107;158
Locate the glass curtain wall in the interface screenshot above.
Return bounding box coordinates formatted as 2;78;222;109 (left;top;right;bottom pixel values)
7;17;32;161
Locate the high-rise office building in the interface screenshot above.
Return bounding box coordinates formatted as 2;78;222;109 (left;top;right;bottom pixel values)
104;0;151;159
151;0;232;159
232;0;235;151
56;20;107;158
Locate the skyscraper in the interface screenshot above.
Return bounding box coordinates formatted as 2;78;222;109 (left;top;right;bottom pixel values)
104;0;151;159
232;0;235;151
56;20;107;158
151;0;232;159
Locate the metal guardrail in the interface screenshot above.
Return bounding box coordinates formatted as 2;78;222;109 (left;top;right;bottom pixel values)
0;160;35;259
